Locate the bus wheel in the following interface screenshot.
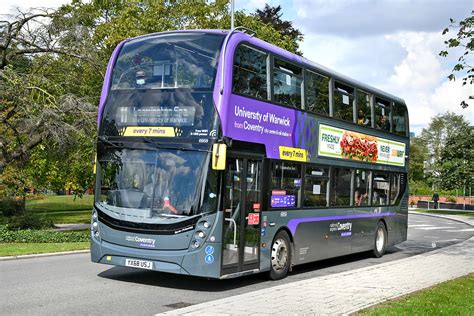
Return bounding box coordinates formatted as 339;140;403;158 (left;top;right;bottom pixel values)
373;221;387;258
269;230;291;280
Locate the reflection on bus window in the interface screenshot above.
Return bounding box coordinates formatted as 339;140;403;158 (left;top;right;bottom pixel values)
334;82;354;122
304;165;329;207
375;98;391;132
111;33;223;90
357;90;371;126
233;45;268;100
270;162;302;208
306;70;330;116
273;59;302;108
330;168;352;206
392;103;407;136
354;169;370;206
372;172;389;206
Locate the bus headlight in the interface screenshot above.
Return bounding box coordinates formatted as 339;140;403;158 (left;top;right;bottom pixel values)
91;210;100;240
191;240;200;249
195;231;205;239
202;221;210;229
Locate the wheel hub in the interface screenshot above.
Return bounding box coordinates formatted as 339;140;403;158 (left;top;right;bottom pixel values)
271;238;288;271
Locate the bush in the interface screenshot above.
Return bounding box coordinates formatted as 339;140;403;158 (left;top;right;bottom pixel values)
0;229;90;243
5;213;53;230
0;198;25;217
446;196;457;203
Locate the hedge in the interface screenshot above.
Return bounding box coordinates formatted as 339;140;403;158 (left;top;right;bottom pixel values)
0;229;90;243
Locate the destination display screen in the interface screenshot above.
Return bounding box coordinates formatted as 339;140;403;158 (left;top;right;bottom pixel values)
118;106;196;126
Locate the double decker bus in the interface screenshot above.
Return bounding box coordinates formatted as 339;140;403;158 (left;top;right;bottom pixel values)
92;29;409;280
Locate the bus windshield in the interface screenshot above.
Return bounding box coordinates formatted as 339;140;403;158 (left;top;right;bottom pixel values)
101;32;225;138
97;147;218;221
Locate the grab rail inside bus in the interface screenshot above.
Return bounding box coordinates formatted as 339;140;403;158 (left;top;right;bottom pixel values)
225;218;237;245
220;26;256;95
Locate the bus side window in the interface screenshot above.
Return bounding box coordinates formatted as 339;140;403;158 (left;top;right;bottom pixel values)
270;162;302;208
357;90;371;127
372;172;389;206
304;165;329;207
333;82;354;123
305;70;330;116
273;58;303;108
390;173;406;205
392;103;407;136
374;98;391;132
354;169;370;206
330;168;351;207
232;44;268;100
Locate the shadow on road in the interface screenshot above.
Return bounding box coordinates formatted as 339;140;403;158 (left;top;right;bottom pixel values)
96;249;399;290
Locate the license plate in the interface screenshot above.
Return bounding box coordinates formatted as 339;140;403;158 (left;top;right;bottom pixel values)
125;258;153;270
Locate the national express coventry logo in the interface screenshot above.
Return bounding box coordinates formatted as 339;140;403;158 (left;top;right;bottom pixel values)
125;235;156;248
329;222;353;237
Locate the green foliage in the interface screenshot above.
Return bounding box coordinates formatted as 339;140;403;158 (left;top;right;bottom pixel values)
0;228;89;243
1;1;303;196
361;274;474;315
417;111;470;190
439;11;473;108
408;136;427;182
0;198;25;217
4;213;54;230
0;242;89;256
439;124;473;190
446;195;457;203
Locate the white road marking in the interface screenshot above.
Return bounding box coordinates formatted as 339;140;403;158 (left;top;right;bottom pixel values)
417;226;452;230
445;228;474;232
409;224;433;227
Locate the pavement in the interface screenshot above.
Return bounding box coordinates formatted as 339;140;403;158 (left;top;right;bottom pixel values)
161;211;474;315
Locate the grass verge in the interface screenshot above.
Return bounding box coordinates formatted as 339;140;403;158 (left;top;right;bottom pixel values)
0;242;90;257
413;209;474;217
0;195;94;225
359;273;474;315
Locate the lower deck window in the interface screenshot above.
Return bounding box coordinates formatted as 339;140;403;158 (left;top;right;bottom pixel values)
372;172;390;206
270;162;302;208
330;168;352;206
304;166;329;207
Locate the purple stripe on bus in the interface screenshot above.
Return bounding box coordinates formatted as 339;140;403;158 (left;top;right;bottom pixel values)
287;212;396;236
97;39;127;126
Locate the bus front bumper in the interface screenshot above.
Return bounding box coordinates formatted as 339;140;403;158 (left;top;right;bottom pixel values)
90;236;222;278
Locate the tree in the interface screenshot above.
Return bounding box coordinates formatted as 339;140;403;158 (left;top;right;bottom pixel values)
255;4;303;55
408;136;427;183
439;124;473;191
418;111;471;189
1;1;304;200
439;10;473;108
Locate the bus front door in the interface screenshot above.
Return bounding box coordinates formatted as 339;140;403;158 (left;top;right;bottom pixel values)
222;157;262;275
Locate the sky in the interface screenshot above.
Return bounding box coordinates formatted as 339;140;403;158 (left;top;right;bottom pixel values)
2;0;473;135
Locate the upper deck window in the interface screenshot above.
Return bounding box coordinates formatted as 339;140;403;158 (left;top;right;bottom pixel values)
305;70;330;116
357;90;371;127
111;33;224;90
375;98;391;132
232;45;268;100
334;82;354;122
273;59;303;108
392;102;408;136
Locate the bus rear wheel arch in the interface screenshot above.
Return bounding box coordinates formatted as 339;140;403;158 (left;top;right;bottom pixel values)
373;221;388;258
268;230;292;280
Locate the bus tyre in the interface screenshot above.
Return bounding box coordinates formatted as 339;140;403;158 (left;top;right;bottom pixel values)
373;222;387;258
269;230;291;280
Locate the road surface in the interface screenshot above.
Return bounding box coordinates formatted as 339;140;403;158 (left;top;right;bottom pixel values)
1;213;472;315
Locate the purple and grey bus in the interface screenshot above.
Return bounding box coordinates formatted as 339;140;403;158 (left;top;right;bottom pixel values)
91;29;409;280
